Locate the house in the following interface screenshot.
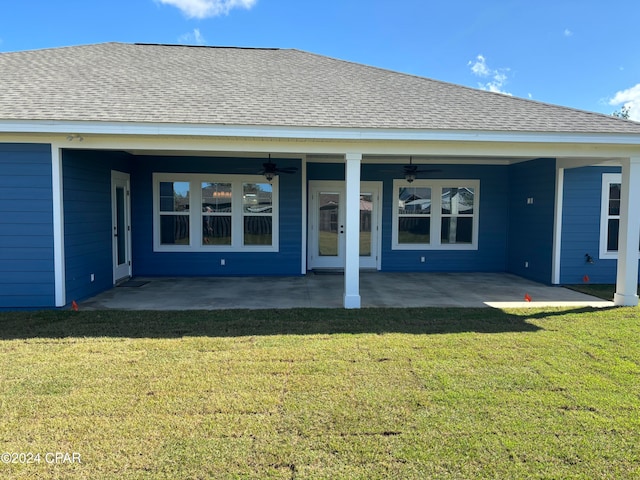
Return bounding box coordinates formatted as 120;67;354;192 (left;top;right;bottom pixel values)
1;42;639;309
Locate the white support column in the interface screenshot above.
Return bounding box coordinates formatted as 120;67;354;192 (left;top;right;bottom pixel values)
343;153;362;308
551;166;564;284
614;156;640;306
51;145;66;307
300;156;308;275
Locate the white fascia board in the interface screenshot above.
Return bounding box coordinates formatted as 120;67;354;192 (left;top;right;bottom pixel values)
2;119;640;145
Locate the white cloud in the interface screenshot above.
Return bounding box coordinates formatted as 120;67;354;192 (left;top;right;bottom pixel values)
179;28;206;45
609;84;640;121
469;54;490;76
158;0;257;19
564;28;573;37
468;54;511;95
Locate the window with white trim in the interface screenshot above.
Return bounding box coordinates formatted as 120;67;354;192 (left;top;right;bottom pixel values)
599;173;640;258
154;173;278;252
392;179;479;250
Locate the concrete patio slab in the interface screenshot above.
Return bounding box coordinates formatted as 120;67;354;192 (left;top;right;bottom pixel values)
79;272;613;310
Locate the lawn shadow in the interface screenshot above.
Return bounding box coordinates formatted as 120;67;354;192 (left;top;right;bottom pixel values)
511;305;621;321
0;307;583;340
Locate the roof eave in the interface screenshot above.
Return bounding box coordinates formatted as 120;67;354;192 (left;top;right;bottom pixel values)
2;119;640;147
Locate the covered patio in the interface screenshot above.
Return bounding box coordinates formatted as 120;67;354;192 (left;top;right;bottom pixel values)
79;272;612;310
2;44;639;311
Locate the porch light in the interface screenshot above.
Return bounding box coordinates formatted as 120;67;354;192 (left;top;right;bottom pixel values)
405;173;416;183
264;170;275;182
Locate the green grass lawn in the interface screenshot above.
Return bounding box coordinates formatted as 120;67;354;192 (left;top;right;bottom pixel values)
566;284;640;301
1;307;639;479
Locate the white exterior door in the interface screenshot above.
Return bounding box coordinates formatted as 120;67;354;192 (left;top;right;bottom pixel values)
308;181;381;270
111;171;132;283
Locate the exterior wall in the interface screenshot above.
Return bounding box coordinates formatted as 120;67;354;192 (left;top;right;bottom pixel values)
131;155;303;276
507;158;557;284
63;150;132;303
308;163;510;272
0;143;55;308
560;165;640;284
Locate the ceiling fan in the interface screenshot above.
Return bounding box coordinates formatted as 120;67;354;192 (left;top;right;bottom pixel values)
259;155;298;182
402;157;441;183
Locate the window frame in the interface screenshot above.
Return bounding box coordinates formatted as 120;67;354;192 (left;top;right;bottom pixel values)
599;173;640;259
153;173;279;253
392;179;480;250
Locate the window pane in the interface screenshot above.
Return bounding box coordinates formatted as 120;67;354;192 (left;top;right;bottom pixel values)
319;192;339;256
115;187;126;265
441;217;473;244
607;218;619;252
244;217;272;245
160;182;189;212
360;194;372;256
243;183;273;213
160;215;189;245
608;184;621;216
442;187;474;214
202;183;232;213
398;217;430;244
609;183;621;200
399;187;431;214
202;216;231;245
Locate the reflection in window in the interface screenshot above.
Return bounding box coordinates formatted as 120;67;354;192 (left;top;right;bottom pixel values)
318;192;339;256
202;183;232;245
160;216;189;245
398;187;431;214
393;180;479;250
202;182;232;213
399;217;431;244
603;182;639;253
606;183;621;252
441;187;475;244
360;193;372;256
397;187;431;244
243;183;272;213
243;183;273;245
154;174;279;252
159;181;190;245
160;182;189;212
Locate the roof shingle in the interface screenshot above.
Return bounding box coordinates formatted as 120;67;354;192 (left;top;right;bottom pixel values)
1;42;640;135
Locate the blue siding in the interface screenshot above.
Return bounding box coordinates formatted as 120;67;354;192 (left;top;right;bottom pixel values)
0;143;55;308
507;158;556;284
63;150;132;303
560;166;639;284
309;163;510;273
132;156;303;276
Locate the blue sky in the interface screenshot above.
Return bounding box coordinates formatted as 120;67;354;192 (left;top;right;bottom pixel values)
1;0;639;120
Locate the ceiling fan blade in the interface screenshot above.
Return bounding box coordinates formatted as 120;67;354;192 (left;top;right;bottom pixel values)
276;167;298;174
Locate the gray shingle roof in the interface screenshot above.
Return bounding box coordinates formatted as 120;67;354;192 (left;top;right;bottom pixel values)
1;42;640;135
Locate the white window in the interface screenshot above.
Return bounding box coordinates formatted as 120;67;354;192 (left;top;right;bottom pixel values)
392;179;479;250
154;173;278;252
599;173;640;259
